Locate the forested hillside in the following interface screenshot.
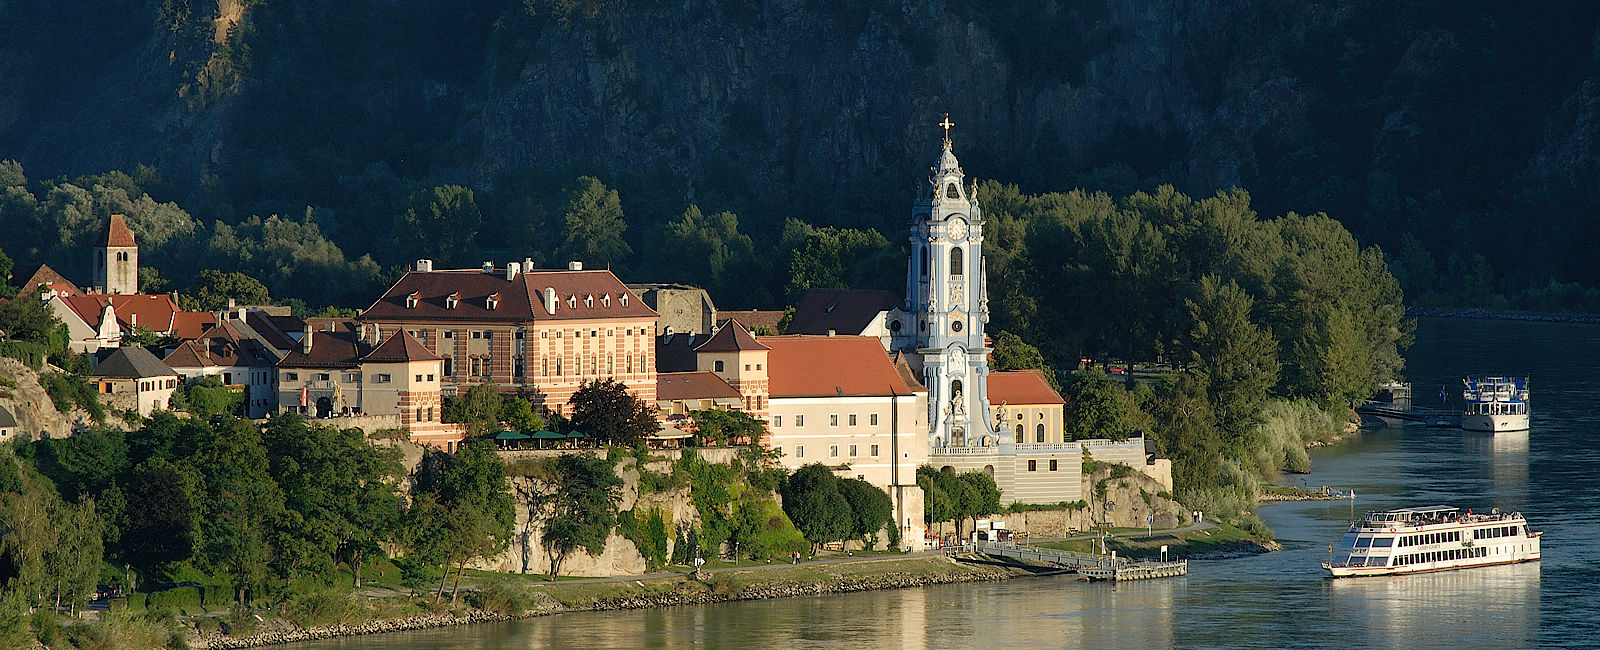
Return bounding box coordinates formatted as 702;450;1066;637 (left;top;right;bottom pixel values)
3;0;1599;308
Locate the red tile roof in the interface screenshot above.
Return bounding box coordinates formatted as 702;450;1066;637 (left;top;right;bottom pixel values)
656;371;741;401
364;330;441;363
14;264;77;297
97;213;137;247
785;289;899;336
693;320;770;352
761;335;925;398
276;328;365;368
988;370;1065;406
363;268;657;323
59;294;210;335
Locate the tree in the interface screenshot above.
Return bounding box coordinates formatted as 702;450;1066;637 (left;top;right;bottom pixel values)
179;375;245;418
688;408;768;446
660;205;761;300
990;330;1059;391
1185;275;1280;436
395;184;482;266
501;395;546;433
118;458;200;571
1063;368;1150;441
541;453;622;581
779;464;852;554
836;478;893;545
411;442;514;600
568;379;660;445
558;176;631;270
189;418;285;605
444;383;505;436
186;269;271;311
958;471;1002;538
916;465;954;535
0;247;13;299
782;221;895;299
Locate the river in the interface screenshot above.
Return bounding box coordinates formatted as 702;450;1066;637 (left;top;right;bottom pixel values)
293;317;1589;648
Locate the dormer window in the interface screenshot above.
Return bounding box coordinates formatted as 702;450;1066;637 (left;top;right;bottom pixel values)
567;295;577;308
620;294;629;307
487;292;501;310
584;294;594;308
405;292;419;308
601;294;611;307
445;292;459;309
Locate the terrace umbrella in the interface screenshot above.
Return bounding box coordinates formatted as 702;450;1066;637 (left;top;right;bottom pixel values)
564;430;590;448
528;430;566;449
490;430;532;449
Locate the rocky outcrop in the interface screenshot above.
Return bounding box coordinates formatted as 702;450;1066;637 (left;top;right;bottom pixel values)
0;357;101;439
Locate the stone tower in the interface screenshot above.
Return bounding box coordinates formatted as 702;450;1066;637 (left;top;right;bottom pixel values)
94;213;138;295
898;119;993;449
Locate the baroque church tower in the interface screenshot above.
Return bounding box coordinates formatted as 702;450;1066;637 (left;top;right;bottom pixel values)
894;117;994;449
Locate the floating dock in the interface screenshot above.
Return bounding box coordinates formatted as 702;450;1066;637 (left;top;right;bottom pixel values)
954;541;1188;581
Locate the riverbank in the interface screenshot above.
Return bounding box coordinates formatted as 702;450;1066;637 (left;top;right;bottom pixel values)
191;556;1014;649
1033;522;1279;562
1407;306;1600;324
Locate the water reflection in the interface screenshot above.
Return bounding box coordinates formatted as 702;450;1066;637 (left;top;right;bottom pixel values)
1324;562;1540;647
1462;430;1530;511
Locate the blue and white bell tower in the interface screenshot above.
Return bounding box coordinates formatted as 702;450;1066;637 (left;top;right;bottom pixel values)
898;115;993;449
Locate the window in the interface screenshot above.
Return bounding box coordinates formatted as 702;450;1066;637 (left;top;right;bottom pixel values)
515;331;524;340
829;445;839;458
1049;459;1058;471
773;415;782;428
1028;459;1037;472
715;360;725;372
795;414;804;427
317;373;330;381
443;330;454;339
372;373;391;384
848;414;857;426
951;247;964;275
849;444;858;457
514;356;525;377
1036;423;1045;443
870;444;879;457
426;374;434;381
286;372;298;381
829;414;839;427
345;372;360;383
952;379;963;397
870;413;878;426
796;445;804;459
920;246;928;277
472;331;482;339
443;358;453;375
415;374;423;382
1015;424;1024;439
946;183;959;198
744;364;751;371
223;372;233;384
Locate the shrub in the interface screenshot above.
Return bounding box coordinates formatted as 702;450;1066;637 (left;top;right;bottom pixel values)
147;586;203;610
617;508;670;570
469;582;534;616
282;589;372;628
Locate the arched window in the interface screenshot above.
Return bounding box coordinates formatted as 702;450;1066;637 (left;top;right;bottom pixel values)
715;360;725;372
950;247;964;276
946;183;960;199
1015;424;1023;439
951;379;963;397
920;246;929;277
1036;423;1046;443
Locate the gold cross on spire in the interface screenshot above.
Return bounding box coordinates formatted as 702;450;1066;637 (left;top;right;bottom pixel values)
939;113;955;145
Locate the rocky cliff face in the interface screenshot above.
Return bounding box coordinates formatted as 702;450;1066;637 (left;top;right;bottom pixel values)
0;358;102;440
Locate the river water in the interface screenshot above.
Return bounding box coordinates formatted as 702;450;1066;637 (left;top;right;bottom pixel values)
294;317;1592;648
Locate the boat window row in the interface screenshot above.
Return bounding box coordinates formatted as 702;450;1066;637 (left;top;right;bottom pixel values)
1465;402;1527;416
1353;535;1394;548
1472;525;1520;540
1395;546;1487;566
1398;530;1461;547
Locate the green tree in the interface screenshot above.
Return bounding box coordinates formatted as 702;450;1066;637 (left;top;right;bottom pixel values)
395;184;482;266
779;464;851;554
179;375;246;418
190;418;286;605
916;465;955;535
558;176;631;270
688;408;768;446
0;247;13;299
568;379;660;445
412;442;514;600
444;383;505;436
990;330;1060;391
186;269;271;311
541;453;622;581
782;221;895;299
660;205;761;299
956;471;1002;539
1185;275;1280;436
118;458;200;571
836;478;893;545
1063;368;1150;441
501;395;546;433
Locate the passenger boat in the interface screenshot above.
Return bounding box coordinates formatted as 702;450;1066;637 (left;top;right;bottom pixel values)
1461;375;1529;432
1322;505;1541;578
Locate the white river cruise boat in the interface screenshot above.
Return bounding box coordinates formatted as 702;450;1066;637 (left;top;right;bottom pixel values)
1461;375;1529;433
1322;506;1541;578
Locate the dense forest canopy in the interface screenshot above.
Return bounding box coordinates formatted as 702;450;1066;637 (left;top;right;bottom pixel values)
1;0;1599;310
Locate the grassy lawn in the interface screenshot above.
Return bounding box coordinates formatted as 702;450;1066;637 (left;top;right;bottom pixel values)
1034;522;1260;559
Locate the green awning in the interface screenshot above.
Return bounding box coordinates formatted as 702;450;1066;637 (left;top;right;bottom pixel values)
564;430;590;439
528;430;567;440
491;430;532;440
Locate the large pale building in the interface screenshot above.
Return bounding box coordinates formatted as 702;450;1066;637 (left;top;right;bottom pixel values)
361;261;660;415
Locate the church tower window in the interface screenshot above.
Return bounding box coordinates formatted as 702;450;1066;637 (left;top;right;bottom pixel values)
950;247;963;276
946;183;960;199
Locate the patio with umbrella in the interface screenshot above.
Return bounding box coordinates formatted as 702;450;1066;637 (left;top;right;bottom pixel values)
490;430;532;450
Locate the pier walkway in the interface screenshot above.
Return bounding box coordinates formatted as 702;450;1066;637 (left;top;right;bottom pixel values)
1356;400;1460;427
954;541;1188;581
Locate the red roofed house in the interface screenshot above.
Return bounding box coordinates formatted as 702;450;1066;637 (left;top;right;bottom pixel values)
48;293;212;354
11;263;79;299
163;317;284;418
655;371;743;422
760;333;928;549
691;320;770;420
275;323;463;448
360;260;659;416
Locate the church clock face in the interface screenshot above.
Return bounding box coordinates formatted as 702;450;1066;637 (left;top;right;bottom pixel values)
948;217;968;241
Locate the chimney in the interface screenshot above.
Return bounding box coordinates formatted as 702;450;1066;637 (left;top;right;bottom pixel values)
302;324;314;354
227;297;236;309
524;257;534;270
543;287;557;314
482;261;495;274
236;307;247;320
416;259;433;272
506;262;521;281
827;329;836;337
130;312;138;328
567;261;583;271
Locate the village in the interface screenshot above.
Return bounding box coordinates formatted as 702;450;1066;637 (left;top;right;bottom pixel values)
0;136;1176;567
